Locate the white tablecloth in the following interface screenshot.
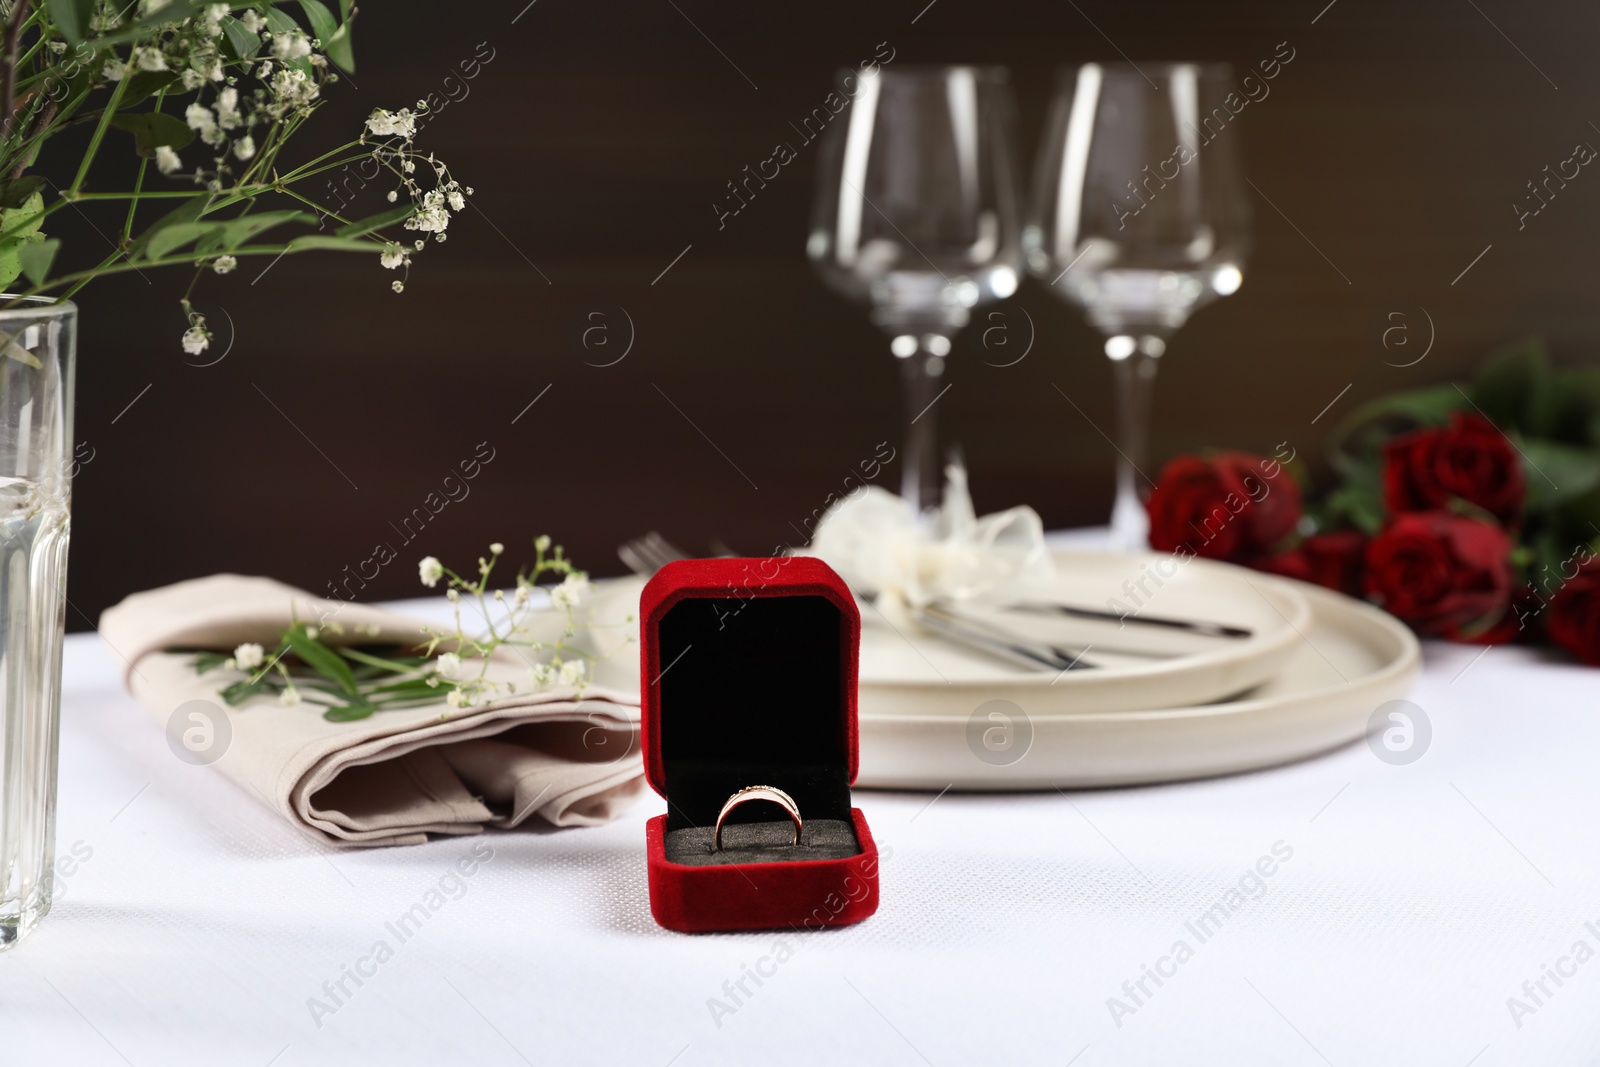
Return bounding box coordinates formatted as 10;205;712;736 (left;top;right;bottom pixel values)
4;564;1600;1065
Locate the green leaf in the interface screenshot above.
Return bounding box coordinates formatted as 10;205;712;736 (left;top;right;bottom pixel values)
1519;437;1600;512
19;239;60;287
323;703;377;722
46;0;96;44
285;626;361;698
1326;383;1463;461
1323;483;1385;535
128;193;210;260
335;204;413;239
324;21;355;73
195;210;313;254
222;677;271;705
265;7;300;34
146;221;222;260
111;111;197;157
0;176;45;211
296;0;338;45
122;70;181;108
337;646;426;673
286;234;379;253
220;15;264;61
1470;337;1550;434
193;651;230;675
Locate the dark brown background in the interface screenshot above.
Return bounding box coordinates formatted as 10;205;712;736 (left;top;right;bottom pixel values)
48;0;1600;627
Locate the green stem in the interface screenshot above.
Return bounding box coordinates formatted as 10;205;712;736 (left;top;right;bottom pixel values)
67;66;129;195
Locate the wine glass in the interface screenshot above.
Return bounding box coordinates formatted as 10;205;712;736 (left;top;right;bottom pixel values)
1025;63;1250;549
809;65;1023;516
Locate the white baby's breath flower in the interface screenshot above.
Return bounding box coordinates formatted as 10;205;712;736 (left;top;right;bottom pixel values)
155;145;182;175
304;626;319;640
433;652;462;679
279;685;302;707
180;68;205;91
132;46;167;72
215;87;241;129
239;9;265;33
557;659;587;686
386;189;398;203
256;59;273;78
233;643;264;670
514;585;531;606
233;135;256;161
181;325;209;355
530;663;557;687
212;255;237;275
489;542;504;555
379;242;405;269
271;67;318;108
446;190;465;211
184;102;215;134
549;571;591;610
365;108;416;139
391;279;404;293
271;30;312;60
418;556;443;587
445;687;467;709
446;588;461;603
103;58;127;81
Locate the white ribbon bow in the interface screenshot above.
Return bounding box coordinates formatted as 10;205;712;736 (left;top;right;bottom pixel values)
803;463;1054;608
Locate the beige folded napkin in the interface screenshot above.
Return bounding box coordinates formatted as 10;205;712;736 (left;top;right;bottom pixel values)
99;574;646;848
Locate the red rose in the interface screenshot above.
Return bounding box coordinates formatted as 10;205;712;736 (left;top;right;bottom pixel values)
1256;530;1368;597
1146;452;1301;561
1443;584;1541;645
1548;557;1600;665
1383;412;1525;526
1362;511;1513;635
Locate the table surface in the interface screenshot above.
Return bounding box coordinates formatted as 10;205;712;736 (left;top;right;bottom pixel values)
4;549;1600;1066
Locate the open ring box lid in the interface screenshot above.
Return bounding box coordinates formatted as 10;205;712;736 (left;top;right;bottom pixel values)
639;556;880;933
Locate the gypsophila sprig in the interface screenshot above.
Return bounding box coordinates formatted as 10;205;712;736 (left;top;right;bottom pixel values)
0;1;468;355
192;538;633;722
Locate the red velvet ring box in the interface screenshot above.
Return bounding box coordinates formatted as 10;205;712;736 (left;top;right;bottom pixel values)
639;556;880;933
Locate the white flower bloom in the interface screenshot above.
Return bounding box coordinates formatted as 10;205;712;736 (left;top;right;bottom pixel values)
365;108;416;139
391;279;404;293
446;588;460;603
446;190;465;211
132;46;167;72
549;571;591;610
192;52;223;83
271;30;312;61
379;242;405;269
535;535;552;552
155;145;182;175
279;685;302;707
212;255;237;275
271;68;318;108
204;4;228;29
558;659;587;686
405;190;451;234
305;627;319;639
216;87;241;129
489;542;504;555
185;102;216;135
433;652;462;679
514;585;531;605
181;326;209;355
256;60;273;78
418;556;443;587
180;68;204;90
233;643;264;670
48;40;66;55
445;687;467;709
530;663;557;687
386;189;398;203
233;135;256;161
239;10;265;33
103;59;126;81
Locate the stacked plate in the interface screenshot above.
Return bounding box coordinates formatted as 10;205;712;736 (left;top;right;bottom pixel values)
584;548;1420;791
855;549;1420;789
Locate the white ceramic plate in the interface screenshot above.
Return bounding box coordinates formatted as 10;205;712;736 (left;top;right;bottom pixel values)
854;579;1421;790
859;550;1314;717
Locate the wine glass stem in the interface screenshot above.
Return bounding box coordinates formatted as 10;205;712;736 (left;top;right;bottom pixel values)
898;336;947;516
1108;334;1163;550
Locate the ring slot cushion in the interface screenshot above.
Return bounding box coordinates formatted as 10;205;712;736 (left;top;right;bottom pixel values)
639;556;881;932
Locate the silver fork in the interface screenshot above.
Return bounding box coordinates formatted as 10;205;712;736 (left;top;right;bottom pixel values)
617;532;1098;673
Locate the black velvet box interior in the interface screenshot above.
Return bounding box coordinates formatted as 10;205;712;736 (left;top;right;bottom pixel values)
657;593;861;866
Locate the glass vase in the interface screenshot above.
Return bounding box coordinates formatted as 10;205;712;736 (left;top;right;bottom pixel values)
0;296;75;949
